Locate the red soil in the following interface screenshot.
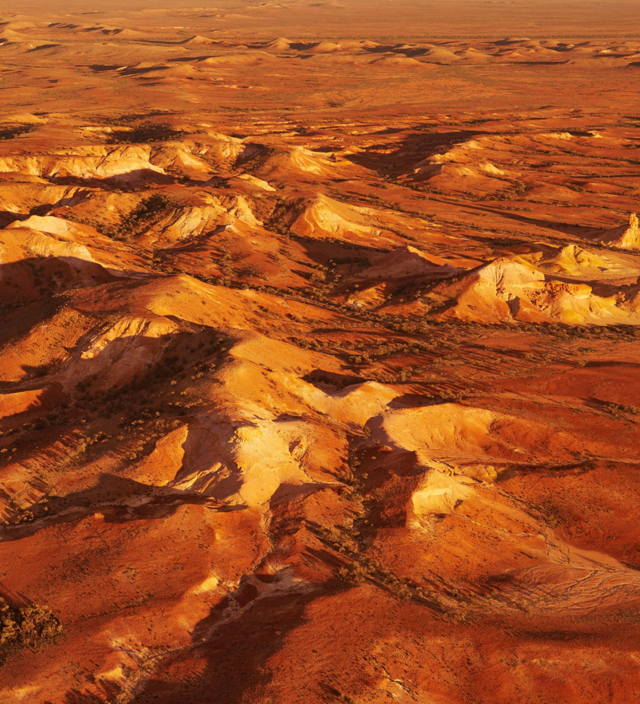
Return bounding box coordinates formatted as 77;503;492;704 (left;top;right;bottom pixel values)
1;2;640;702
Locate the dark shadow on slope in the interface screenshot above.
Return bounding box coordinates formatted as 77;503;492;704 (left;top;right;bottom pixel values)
55;680;122;704
48;169;177;187
131;590;320;704
45;473;156;512
441;199;601;239
0;210;27;227
86;63;123;72
496;458;595;483
303;369;365;391
27;44;61;52
388;393;440;409
0;255;123;306
344;129;478;176
269;481;336;506
0;473;231;543
0;294;60;348
0;124;37;140
118;65;170;77
167;55;214;62
29;192;93;215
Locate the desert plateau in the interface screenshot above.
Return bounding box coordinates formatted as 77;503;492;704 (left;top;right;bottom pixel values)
2;0;640;702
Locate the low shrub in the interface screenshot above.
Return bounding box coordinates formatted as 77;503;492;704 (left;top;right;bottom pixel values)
0;598;62;656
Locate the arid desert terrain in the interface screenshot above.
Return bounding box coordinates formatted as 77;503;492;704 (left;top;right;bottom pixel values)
2;1;640;702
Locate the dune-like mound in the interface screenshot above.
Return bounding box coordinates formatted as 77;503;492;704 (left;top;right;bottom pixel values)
527;244;639;282
134;194;262;245
542;243;612;273
413;160;510;192
597;213;640;251
290;193;397;246
365;245;458;278
263;37;293;51
419;45;462;63
1;215;142;273
237;172;276;191
200;52;275;66
0;145;166;182
406;136;514;191
0;112;46;124
183;35;219;46
381;402;589;464
456;47;492;61
0;224;132;306
432;256;640;324
307;53;375;65
306;41;343;54
254;145;359;181
372;55;425;67
150;143;214;177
